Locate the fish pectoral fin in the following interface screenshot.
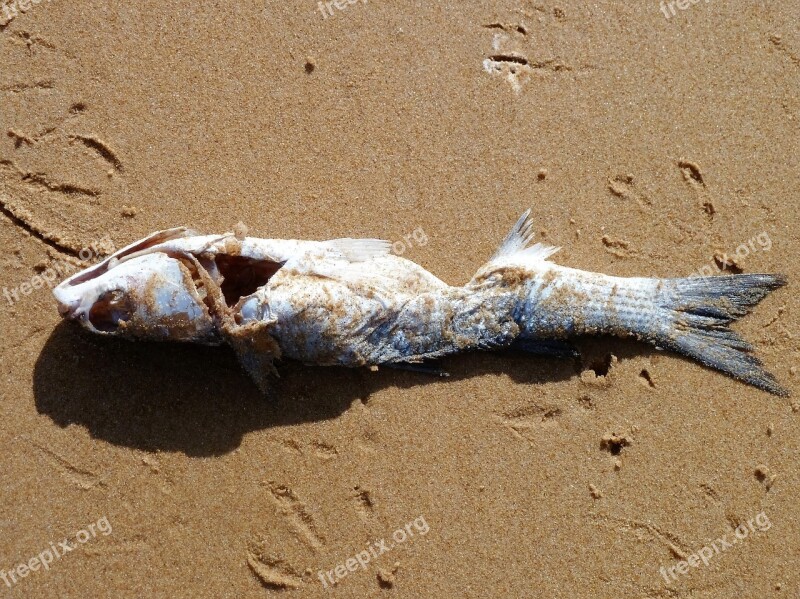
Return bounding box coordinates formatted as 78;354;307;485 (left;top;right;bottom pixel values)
491;209;560;263
232;345;279;393
328;238;391;262
225;324;281;393
511;338;581;360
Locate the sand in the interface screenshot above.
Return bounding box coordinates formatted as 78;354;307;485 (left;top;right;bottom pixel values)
1;0;798;597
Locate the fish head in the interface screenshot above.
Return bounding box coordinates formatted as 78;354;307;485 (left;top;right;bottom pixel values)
53;246;218;342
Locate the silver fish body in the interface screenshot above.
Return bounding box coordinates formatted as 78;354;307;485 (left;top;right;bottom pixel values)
52;212;788;395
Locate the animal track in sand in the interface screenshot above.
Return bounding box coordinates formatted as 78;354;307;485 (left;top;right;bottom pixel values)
606;171;708;246
311;440;339;460
277;437;339;461
480;13;593;92
0;169;114;258
482;22;528;35
589;513;691;560
607;174;651;210
577;393;596;410
3;159;99;197
278;438;303;454
678;159;717;223
12;30;57;54
678;159;705;188
495;401;564;441
601;234;638;259
68;134;124;173
2;103;123;193
24;436;104;490
768;34;800;69
0;79;55;93
1;103;123;250
246;542;304;590
266;481;326;551
754;464;777;491
522;4;568;21
699;483;721;506
0;183;82;257
1;34;126;249
582;352;614;378
352;484;384;533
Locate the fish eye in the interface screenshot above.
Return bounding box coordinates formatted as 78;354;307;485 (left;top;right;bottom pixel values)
88;289;131;332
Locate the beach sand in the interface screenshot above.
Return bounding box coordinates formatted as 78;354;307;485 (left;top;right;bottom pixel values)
1;1;798;596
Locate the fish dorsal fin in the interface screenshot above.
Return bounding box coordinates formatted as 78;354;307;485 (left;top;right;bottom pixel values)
491;209;560;262
517;242;560;261
492;209;536;259
328;238;391;262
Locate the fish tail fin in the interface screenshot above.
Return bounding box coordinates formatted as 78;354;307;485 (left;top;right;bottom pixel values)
651;274;788;396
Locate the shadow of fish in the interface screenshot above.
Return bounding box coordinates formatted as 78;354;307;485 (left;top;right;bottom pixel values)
52;211;788;395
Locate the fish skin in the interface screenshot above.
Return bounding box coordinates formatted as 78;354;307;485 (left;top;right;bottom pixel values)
52;211;789;395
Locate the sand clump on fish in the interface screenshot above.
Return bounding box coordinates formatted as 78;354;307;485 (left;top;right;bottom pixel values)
52;210;789;395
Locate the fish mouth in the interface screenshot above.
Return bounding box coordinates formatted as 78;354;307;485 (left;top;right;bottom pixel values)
55;291;130;333
56;298;80;319
53;284;83;320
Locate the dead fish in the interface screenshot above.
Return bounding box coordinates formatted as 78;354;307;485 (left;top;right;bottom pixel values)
52;211;789;395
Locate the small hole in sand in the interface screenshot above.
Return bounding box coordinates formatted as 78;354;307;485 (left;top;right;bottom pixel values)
601;433;631;456
585;354;612;377
639;368;655;388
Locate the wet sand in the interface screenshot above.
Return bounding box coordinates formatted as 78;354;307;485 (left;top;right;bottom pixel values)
1;1;798;596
